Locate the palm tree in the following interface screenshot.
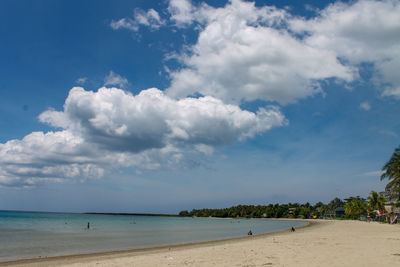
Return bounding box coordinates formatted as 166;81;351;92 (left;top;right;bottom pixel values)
367;191;386;212
328;197;344;212
344;198;367;219
381;146;400;203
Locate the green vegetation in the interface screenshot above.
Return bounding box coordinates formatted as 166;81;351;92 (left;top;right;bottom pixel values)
367;191;385;212
178;196;373;219
344;197;367;219
179;145;400;221
381;145;400;205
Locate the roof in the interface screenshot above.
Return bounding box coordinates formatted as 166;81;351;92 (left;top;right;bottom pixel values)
334;207;345;212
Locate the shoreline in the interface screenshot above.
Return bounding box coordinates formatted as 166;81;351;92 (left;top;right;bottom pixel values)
0;219;312;266
4;219;400;266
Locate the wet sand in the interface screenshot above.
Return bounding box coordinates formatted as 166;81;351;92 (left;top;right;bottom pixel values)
2;219;400;267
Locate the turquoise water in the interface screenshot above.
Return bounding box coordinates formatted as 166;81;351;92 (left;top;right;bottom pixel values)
0;210;306;262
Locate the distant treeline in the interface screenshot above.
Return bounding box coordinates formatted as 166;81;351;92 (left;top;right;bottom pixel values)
85;212;179;217
179;196;376;219
180;144;400;220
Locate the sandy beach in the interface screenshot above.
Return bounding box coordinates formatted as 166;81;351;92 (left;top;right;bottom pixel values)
2;219;400;267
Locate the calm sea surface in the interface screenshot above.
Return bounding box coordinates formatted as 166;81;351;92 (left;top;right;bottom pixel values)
0;210;306;262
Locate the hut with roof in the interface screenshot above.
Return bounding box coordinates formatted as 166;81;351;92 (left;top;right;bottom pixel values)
334;207;345;218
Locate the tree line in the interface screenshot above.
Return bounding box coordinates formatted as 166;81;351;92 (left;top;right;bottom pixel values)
179;193;383;219
180;145;400;220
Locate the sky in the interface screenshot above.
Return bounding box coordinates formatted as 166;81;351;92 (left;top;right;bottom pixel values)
0;0;399;213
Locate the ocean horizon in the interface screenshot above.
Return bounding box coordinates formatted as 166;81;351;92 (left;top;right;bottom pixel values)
0;210;306;262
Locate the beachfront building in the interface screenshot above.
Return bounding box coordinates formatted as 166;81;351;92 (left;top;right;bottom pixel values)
322;207;345;219
334;207;345;218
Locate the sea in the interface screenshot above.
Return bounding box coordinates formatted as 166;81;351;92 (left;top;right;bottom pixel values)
0;210;307;262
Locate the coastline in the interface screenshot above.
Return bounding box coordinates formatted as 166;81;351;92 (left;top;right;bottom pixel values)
2;219;400;266
0;219;311;266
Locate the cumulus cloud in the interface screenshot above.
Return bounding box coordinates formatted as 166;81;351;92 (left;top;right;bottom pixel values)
290;0;400;98
360;101;371;111
104;71;129;88
1;87;285;187
166;0;355;104
111;8;164;32
0;131;105;187
165;0;400;103
168;0;198;27
6;0;399;187
111;0;400;102
39;87;285;150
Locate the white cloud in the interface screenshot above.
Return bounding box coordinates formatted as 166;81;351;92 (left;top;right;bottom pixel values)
380;56;400;98
166;0;355;104
168;0;197;27
7;0;399;188
360;101;371;111
111;0;400;102
290;0;400;99
0;86;285;187
40;87;285;150
194;144;214;156
104;71;129;88
163;0;400;103
111;8;164;32
135;9;163;29
75;77;87;84
110;18;139;32
0;131;105;187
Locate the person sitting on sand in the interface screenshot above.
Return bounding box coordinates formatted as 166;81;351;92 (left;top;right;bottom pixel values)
248;230;253;235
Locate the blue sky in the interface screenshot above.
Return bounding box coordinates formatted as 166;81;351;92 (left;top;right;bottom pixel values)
0;0;399;213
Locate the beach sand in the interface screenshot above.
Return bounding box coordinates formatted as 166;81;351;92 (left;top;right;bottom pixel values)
2;219;400;267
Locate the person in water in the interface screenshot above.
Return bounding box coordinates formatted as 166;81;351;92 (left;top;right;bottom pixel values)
248;230;253;235
87;222;90;229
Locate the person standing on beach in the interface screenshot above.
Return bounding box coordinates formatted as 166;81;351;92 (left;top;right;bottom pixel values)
87;222;90;229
